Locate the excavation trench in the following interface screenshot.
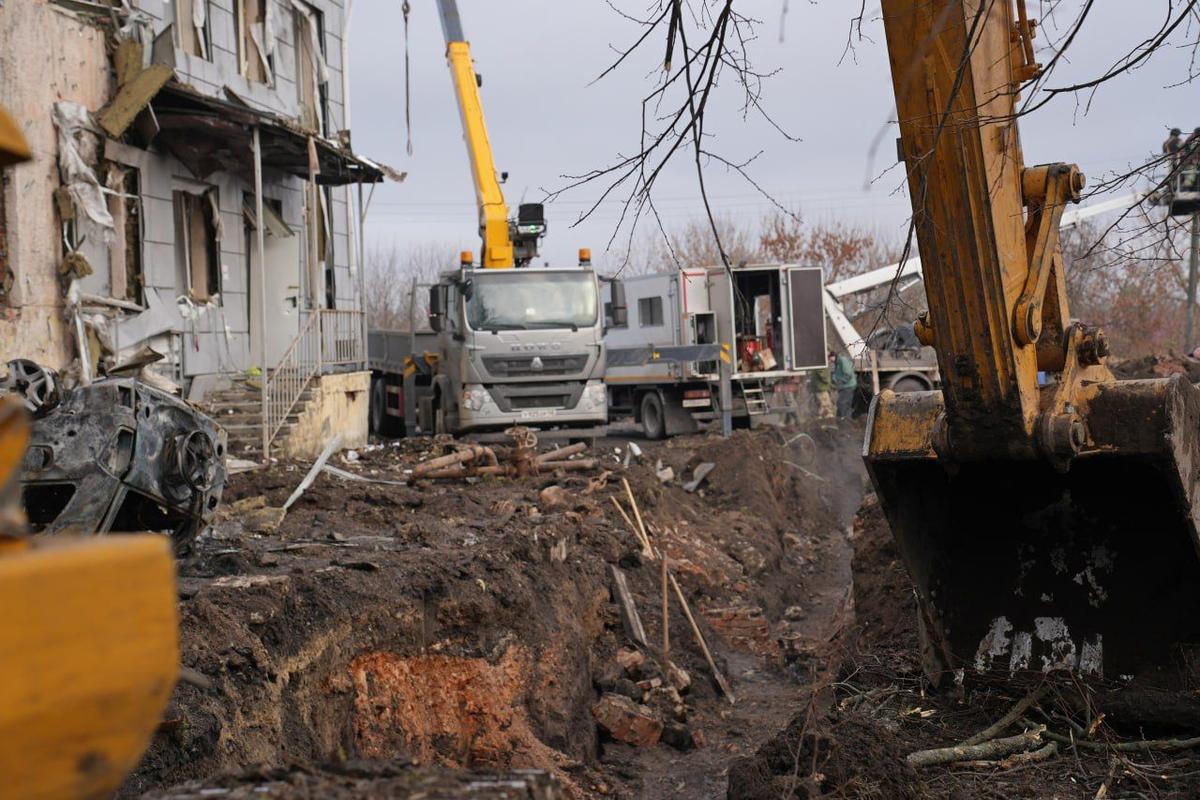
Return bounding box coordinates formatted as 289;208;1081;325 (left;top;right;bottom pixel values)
124;425;865;799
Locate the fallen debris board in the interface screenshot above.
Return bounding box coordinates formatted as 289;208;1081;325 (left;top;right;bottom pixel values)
609;564;648;648
283;435;341;510
96;64;174;138
683;462;716;493
322;464;408;486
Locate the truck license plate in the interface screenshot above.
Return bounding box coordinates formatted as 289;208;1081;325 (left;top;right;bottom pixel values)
682;399;711;408
519;409;558;420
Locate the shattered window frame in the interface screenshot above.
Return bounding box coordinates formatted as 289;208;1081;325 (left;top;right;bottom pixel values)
104;164;145;307
235;0;275;86
174;0;214;62
293;1;329;135
172;189;221;304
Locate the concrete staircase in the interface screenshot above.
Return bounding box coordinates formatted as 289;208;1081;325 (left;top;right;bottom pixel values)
202;383;314;460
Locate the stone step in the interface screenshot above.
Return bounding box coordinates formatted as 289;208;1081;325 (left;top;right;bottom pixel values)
204;388;313;410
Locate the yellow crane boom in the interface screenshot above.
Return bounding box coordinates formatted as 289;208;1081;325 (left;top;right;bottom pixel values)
438;0;515;268
867;0;1200;682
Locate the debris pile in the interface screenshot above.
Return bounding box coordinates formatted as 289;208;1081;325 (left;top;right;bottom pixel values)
410;428;596;480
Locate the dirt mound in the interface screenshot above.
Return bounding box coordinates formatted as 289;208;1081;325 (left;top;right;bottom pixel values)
1111;353;1200;382
124;423;867;799
726;709;925;800
734;488;1200;800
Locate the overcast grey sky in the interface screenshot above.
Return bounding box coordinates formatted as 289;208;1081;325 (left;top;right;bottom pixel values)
348;2;1195;271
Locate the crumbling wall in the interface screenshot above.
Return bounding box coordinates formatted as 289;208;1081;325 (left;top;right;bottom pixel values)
280;370;369;459
0;0;111;370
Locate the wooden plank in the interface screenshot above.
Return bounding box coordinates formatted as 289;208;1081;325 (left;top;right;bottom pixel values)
609;564;648;648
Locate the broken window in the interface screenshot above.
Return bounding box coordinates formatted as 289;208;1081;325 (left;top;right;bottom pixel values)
236;0;274;85
293;2;329;134
173;190;220;302
174;0;213;60
322;186;336;309
105;165;144;305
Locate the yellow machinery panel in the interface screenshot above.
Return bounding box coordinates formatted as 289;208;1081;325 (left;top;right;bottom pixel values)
0;535;178;798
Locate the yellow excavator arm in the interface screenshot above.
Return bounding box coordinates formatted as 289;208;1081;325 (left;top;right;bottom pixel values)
868;0;1200;682
438;0;514;268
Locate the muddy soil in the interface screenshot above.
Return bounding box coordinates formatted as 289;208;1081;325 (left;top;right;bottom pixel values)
729;495;1200;800
123;422;868;799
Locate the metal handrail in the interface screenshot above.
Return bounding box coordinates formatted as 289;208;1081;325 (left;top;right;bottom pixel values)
320;309;366;366
262;309;367;455
264;311;322;451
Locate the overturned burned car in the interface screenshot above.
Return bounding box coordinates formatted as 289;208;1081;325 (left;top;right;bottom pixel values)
3;359;227;554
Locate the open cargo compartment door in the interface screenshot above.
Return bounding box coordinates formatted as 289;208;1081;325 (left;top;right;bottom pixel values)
787;266;827;370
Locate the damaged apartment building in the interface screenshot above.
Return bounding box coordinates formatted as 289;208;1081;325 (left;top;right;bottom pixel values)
0;0;394;459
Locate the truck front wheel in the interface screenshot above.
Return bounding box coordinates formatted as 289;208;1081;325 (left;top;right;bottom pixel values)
370;378;385;434
640;392;666;440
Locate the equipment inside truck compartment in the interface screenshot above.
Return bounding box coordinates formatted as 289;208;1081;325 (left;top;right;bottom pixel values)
732;269;782;373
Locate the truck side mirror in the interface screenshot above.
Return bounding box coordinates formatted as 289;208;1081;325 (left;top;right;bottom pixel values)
610;280;628;328
428;285;446;332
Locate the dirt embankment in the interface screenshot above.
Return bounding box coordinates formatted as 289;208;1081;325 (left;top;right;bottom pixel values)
729;493;1200;800
124;422;867;799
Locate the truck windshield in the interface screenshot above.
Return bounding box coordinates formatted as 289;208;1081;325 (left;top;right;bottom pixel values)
466;271;597;331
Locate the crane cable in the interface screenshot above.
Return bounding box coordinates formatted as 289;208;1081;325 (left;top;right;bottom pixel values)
402;0;413;156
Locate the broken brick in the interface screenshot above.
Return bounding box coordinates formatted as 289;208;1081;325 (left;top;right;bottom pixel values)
616;647;646;676
592;693;663;747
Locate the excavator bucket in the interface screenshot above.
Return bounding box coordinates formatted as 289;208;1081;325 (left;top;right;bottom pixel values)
866;376;1200;683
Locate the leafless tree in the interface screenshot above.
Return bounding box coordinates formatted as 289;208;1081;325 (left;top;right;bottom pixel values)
364;241;457;330
573;1;1200;346
546;1;798;274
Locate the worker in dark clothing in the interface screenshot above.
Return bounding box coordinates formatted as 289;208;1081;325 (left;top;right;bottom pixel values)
830;350;858;419
1165;127;1184;161
1184;129;1200;191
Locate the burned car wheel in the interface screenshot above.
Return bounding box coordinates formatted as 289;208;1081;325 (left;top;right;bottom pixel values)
15;370;228;557
4;359;61;416
174;430;218;492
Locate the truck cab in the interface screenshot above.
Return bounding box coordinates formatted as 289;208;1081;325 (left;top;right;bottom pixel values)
425;266;608;433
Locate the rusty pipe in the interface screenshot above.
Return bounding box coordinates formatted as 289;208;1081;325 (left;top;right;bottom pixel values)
411;445;495;478
538;459;598;471
535;442;588;464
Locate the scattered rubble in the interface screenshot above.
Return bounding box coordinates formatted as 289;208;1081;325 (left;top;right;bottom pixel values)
120;424;865;799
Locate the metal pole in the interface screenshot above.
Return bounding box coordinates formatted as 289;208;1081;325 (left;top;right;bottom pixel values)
357;183;368;366
308;140;322;374
253;126;269;460
719;344;733;438
1189;210;1200;353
